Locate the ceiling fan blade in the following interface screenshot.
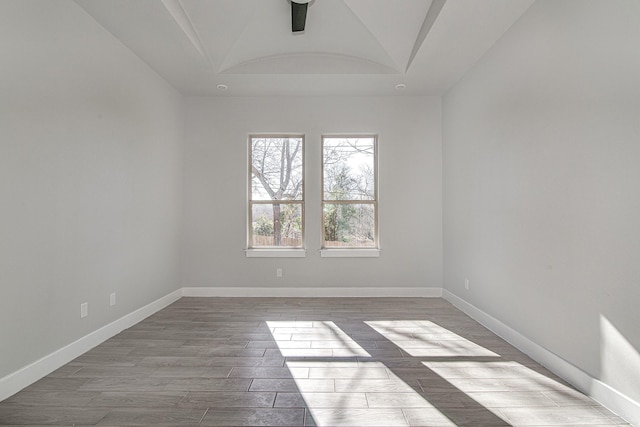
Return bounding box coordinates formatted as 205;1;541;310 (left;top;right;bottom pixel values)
291;1;308;32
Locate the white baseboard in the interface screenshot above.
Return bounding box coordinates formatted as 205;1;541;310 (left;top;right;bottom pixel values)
0;285;439;402
182;286;443;298
12;286;636;427
0;289;182;402
443;289;640;427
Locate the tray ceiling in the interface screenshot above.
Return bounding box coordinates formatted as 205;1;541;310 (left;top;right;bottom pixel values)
74;0;534;96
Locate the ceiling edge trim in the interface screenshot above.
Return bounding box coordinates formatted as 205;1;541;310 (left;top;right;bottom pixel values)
405;0;447;72
160;0;211;65
220;52;401;75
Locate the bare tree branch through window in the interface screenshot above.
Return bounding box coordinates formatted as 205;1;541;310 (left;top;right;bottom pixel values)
249;136;304;248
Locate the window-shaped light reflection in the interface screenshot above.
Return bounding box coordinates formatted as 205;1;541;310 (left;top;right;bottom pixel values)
425;360;612;425
267;321;454;426
266;320;371;357
365;320;499;357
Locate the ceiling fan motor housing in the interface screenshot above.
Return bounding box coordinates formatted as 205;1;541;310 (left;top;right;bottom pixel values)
291;0;310;32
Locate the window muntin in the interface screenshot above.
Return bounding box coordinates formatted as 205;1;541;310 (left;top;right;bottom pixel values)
249;135;304;248
322;136;377;249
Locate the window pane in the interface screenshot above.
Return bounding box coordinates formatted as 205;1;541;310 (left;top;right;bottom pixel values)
251;137;303;201
323;203;375;247
323;137;375;201
252;203;303;247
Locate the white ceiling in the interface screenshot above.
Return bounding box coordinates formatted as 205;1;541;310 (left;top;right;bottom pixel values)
74;0;535;96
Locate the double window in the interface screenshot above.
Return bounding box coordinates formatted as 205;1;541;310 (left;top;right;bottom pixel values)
248;134;377;252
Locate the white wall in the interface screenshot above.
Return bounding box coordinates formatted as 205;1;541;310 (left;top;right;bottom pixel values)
182;96;442;290
443;0;640;406
0;1;184;379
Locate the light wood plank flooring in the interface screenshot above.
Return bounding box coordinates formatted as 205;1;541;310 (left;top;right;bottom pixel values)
0;297;631;426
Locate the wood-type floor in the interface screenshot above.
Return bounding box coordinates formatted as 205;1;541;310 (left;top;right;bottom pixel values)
0;297;631;426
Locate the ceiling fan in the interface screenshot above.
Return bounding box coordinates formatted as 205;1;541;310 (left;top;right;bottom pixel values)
290;0;313;33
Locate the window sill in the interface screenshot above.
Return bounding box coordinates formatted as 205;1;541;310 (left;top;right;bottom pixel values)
245;249;306;258
320;249;381;258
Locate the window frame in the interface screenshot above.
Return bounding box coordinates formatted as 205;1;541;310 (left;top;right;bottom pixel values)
321;134;379;251
247;134;305;251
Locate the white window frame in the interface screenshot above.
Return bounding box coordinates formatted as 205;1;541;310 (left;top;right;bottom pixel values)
247;134;306;258
320;134;380;257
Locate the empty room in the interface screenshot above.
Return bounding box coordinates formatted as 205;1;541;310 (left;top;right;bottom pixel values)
1;0;638;426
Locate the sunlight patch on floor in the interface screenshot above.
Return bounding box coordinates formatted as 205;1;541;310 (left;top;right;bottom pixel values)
425;360;618;425
266;320;371;357
365;320;500;357
269;320;453;426
282;360;445;426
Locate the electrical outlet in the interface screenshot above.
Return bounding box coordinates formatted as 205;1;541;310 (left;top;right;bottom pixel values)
464;278;470;291
80;302;88;318
276;268;283;278
110;293;116;307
